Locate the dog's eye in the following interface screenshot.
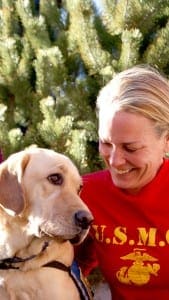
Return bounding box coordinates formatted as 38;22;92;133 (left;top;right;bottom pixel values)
47;173;63;185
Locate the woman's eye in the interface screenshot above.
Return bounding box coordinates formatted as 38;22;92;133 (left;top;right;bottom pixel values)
47;173;63;185
125;147;138;153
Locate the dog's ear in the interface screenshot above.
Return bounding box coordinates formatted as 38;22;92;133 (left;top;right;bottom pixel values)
0;152;30;215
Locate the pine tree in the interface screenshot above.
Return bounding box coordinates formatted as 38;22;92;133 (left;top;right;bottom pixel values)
0;0;169;173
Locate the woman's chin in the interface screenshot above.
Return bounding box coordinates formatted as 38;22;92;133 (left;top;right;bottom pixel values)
111;174;139;193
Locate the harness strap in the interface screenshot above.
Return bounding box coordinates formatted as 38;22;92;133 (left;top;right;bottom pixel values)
43;260;71;272
69;267;92;300
0;241;49;270
44;260;93;300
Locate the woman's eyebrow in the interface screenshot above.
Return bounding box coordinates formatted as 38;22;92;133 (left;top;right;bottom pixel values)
123;142;143;146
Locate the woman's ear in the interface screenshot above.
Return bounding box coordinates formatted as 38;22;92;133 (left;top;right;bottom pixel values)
164;132;169;156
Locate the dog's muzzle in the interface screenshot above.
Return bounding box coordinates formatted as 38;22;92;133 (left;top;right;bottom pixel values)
38;210;93;243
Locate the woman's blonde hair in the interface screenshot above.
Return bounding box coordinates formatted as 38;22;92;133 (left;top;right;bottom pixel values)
96;65;169;135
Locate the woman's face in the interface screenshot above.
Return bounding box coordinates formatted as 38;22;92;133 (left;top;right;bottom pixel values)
99;110;169;194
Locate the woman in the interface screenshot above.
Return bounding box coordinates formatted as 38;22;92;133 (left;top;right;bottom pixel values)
76;65;169;299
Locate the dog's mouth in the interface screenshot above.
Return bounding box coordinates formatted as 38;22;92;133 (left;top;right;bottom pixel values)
69;236;81;244
41;229;88;245
69;230;88;245
39;224;89;244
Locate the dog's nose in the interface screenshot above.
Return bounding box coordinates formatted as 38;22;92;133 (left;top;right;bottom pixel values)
74;210;93;230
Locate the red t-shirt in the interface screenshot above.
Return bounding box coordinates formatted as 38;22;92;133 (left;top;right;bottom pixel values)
79;159;169;299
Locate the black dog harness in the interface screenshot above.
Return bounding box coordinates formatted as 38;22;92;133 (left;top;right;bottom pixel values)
44;260;93;300
0;242;93;300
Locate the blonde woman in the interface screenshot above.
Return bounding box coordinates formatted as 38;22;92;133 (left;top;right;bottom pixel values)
76;65;169;300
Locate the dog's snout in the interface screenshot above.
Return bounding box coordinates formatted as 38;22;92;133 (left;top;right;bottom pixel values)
74;210;93;230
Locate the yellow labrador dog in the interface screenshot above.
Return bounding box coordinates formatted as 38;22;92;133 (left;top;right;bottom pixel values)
0;147;93;300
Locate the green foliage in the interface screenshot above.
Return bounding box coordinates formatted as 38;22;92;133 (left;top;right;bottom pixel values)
0;0;169;173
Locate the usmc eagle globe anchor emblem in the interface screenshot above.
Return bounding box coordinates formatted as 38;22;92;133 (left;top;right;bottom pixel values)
116;248;160;285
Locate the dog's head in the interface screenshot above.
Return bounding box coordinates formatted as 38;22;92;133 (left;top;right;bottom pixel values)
0;147;93;244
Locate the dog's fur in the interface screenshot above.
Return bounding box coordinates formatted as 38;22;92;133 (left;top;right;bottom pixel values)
0;147;93;300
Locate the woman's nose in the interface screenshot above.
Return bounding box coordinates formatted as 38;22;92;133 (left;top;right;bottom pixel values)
108;147;126;166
